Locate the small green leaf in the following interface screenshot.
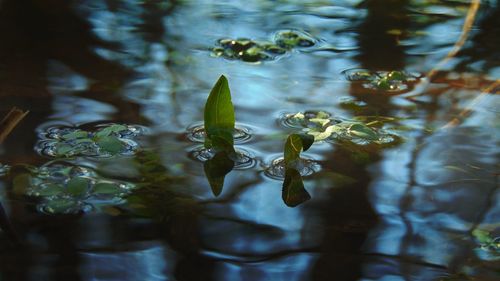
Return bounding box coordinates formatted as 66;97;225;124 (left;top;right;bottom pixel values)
204;75;235;153
96;136;125;154
376;78;391;90
95;124;127;138
94;182;121;195
66;177;90;196
473;229;493;244
61;130;88;140
203;151;234;196
56;144;74;156
387;71;407;81
348;123;379;140
282;168;310;207
284;134;314;168
43;198;79;214
13;173;32;195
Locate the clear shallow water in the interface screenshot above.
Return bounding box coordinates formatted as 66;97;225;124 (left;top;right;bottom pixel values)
0;0;499;280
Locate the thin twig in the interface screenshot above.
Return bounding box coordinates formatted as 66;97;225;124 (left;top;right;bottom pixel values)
441;79;500;129
0;107;29;144
426;0;481;81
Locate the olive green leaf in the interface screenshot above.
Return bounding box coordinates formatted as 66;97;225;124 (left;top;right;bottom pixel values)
66;177;90;196
204;75;235;153
96;136;125;154
203;151;234;196
284;133;314;168
282;168;310;207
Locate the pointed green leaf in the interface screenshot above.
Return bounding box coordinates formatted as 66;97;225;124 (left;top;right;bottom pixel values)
282;168;310;207
204;75;235;152
203;151;234;196
284;133;314;167
66;177;90;196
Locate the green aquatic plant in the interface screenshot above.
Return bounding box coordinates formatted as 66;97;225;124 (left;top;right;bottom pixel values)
211;30;315;62
472;229;500;260
204;75;235;154
285;111;385;143
10;162;136;214
36;123;143;158
343;69;420;91
282;133;314;207
212;38;279;63
203;75;236;196
274;30;316;49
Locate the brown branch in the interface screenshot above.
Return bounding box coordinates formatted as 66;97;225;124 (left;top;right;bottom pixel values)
441;79;500;129
0;107;29;144
426;0;481;81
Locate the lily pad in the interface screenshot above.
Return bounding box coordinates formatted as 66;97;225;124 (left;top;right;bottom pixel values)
274;30;316;48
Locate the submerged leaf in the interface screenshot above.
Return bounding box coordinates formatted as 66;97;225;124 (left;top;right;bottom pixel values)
282;168;310;207
203;151;234;196
204;75;235;153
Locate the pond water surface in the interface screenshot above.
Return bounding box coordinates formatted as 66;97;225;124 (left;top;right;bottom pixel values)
0;0;499;280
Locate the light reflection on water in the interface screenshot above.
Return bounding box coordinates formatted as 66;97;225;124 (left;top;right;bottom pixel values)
0;0;499;280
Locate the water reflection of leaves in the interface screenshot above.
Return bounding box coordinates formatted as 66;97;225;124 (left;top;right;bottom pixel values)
281;133;315;207
204;151;234;196
10;162;136;215
282;168;310;207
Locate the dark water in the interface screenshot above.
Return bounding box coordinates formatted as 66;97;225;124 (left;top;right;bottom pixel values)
0;0;499;280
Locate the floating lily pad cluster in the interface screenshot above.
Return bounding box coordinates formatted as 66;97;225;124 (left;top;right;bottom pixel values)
36;123;144;158
12;162;136;214
344;69;421;91
211;30;316;62
473;229;500;261
283;110;396;144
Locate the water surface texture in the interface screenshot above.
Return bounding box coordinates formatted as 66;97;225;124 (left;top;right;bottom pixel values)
0;0;499;280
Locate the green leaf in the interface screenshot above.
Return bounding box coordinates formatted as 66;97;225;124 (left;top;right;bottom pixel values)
56;144;74;156
203;151;234;196
94;182;122;195
387;71;407;81
473;229;493;244
96;136;125;154
348;123;379;140
13;173;32;195
61;130;88;140
43;198;79;214
282;168;310;207
204;75;235;152
95;124;127;138
284;133;314;168
66;177;90;196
